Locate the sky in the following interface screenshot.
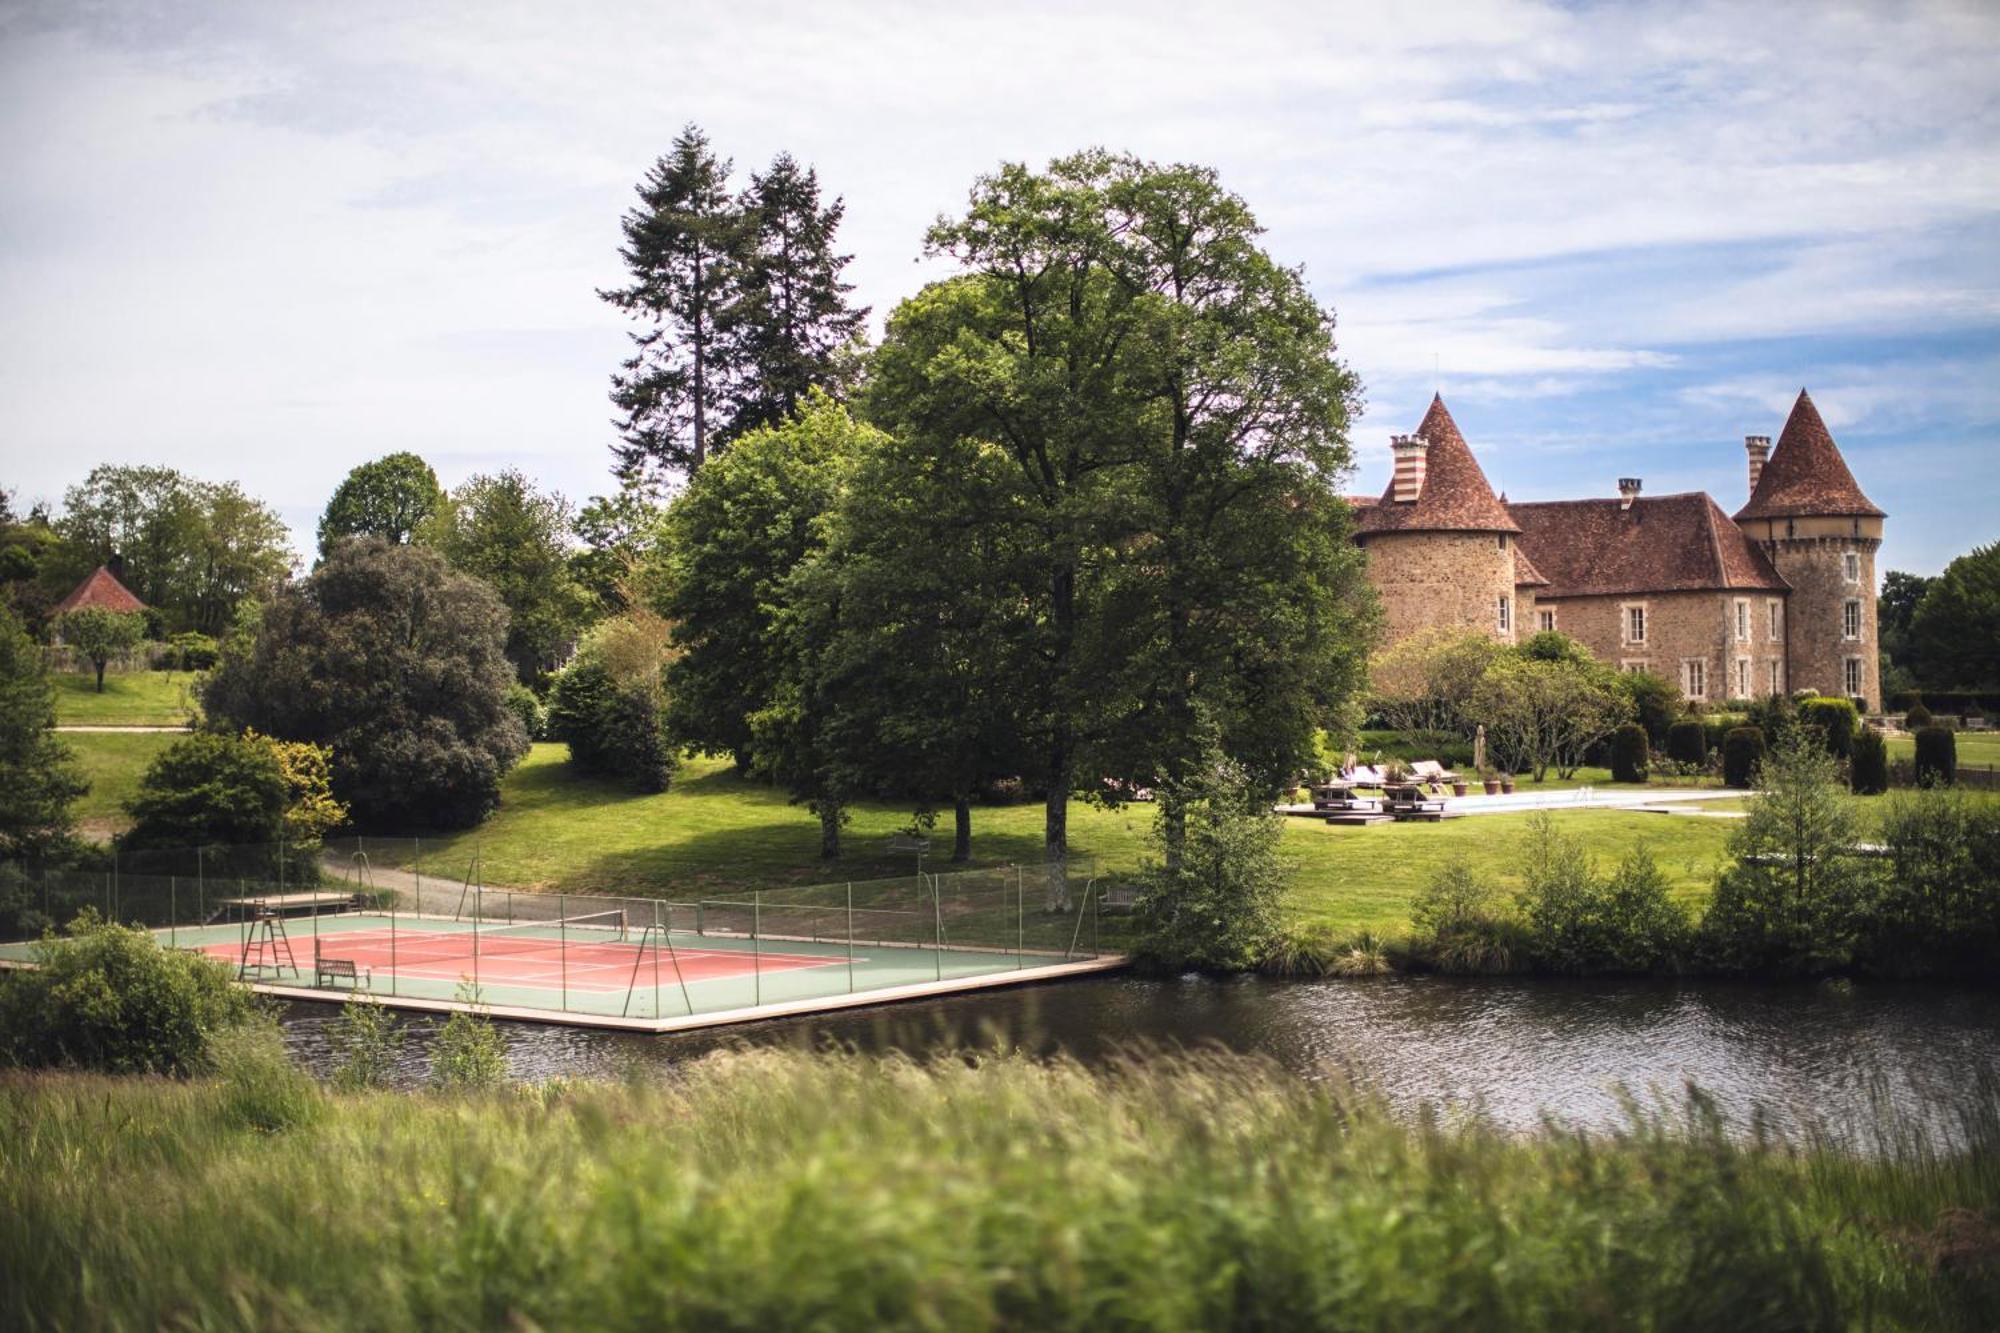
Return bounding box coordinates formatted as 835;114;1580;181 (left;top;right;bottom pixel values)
2;0;1996;576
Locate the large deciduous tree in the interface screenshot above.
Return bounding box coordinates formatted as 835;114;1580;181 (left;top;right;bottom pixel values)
201;538;529;829
868;152;1375;904
601;124;744;480
428;470;590;684
0;607;87;858
318;453;446;558
1909;542;2000;690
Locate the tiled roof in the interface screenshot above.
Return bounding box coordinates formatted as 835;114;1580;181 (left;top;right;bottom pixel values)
1734;390;1884;521
1508;493;1789;598
1354;395;1520;535
1512;545;1550;587
53;565;147;615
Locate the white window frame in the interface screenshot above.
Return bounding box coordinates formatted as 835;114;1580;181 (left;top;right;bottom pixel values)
1842;598;1862;641
1683;657;1707;700
1623;602;1647;646
1844;656;1863;697
1767;598;1782;643
1734;656;1751;699
1538;608;1555;632
1620;659;1651;674
1768;660;1783;695
1734;598;1749;643
1843;551;1860;583
1497;595;1511;635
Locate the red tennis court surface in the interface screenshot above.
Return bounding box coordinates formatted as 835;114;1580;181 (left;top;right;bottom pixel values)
205;922;846;994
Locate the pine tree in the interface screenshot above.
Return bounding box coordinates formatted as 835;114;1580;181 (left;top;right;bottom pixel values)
601;125;745;480
722;153;869;440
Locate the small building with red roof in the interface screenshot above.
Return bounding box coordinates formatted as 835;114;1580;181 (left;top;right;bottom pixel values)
53;564;149;617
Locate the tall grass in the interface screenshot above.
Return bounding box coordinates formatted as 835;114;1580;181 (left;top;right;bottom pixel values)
0;1048;1993;1330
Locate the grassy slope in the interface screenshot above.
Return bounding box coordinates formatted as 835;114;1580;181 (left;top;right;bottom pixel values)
63;731;179;829
51;671;199;726
1;1049;1991;1331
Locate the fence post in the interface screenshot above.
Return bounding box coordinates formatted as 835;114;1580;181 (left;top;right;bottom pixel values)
389;887;398;997
932;873;943;981
752;891;762;1007
846;882;855;993
1016;864;1024;970
197;845;204;924
169;876;177;950
559;893;568;1013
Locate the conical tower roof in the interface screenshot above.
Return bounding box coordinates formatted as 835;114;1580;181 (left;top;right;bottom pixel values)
53;564;147;615
1734;389;1884;521
1356;395;1519;534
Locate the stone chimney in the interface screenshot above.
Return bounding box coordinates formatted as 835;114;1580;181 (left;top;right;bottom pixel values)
1618;478;1641;511
1745;435;1771;495
1390;434;1430;503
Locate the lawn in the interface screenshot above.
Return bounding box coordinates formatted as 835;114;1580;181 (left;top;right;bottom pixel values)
1885;728;2000;770
63;730;179;832
52;671;200;727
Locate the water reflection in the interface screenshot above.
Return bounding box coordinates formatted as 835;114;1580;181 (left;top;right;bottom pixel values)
280;974;2000;1145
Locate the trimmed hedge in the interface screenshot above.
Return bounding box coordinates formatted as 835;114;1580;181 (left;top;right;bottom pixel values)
1722;727;1765;788
1666;719;1707;767
1915;726;1957;788
1850;727;1888;795
1904;702;1933;728
1798;697;1858;759
1609;723;1649;783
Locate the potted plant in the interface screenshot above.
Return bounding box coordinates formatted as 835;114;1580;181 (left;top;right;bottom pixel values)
1499;772;1515;794
1452;778;1468;797
1482;772;1500;795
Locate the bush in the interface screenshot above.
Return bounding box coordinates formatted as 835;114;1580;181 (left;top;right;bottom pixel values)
546;655;676;794
1133;760;1288;972
0;912;253;1073
328;998;406;1091
1914;726;1957;788
1513;815;1689;975
1850;727;1888;795
1609;723;1649;783
165;632;219;672
1667;718;1707;768
201;538;529;829
1722;727;1765;788
503;683;546;744
121;731;288;863
1407;858;1521;974
430;988;507;1091
1904;701;1932;728
1861;790;2000;979
1798;697;1858;759
209;1016;323;1132
1617;670;1684;745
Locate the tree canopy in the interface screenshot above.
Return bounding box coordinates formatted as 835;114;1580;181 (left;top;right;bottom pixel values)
428;470;590;684
1909;542;2000;690
0;607;87;859
318;452;446;557
55;607;145;692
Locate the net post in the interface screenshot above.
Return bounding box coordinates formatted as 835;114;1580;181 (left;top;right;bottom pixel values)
845;882;855;993
650;899;661;1019
753;891;762;1008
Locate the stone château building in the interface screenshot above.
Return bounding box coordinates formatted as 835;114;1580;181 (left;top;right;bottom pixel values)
1352;389;1884;710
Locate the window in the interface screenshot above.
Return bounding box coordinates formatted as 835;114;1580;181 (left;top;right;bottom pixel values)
1621;659;1651;674
1735;657;1750;699
1769;660;1783;695
1683;658;1707;700
1844;657;1863;697
1844;552;1860;583
1734;599;1749;642
1497;595;1511;634
1625;604;1646;645
1767;599;1782;642
1538;609;1555;632
1498;534;1508;551
1843;598;1862;640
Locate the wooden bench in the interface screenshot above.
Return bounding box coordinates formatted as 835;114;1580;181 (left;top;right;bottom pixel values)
313;946;371;989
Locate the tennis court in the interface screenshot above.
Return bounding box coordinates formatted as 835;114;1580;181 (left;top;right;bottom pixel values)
0;855;1122;1029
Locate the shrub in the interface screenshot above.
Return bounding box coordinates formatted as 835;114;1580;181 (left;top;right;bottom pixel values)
1722;727;1765;788
503;683;546;744
201;538;528;829
1617;670;1684;744
1610;723;1649;783
1850;727;1888;796
0;606;87;858
121;731;288;856
1904;701;1932;728
328;997;406;1091
1701;728;1880;976
1798;697;1858;759
1914;726;1957;788
1408;858;1521;974
430;987;507;1091
0;912;253;1073
1133;759;1287;972
1513;815;1689;975
546;655;675;794
1667;718;1707;768
209;1016;323;1132
1861;789;2000;979
165;631;219;672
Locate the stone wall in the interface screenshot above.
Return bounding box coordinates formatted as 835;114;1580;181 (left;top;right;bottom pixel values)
1359;530;1518;645
1533;589;1789;703
1760;519;1882;709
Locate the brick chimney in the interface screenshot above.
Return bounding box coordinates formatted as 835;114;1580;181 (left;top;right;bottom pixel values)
1390;434;1430;503
1745;435;1771;496
1618;478;1641;511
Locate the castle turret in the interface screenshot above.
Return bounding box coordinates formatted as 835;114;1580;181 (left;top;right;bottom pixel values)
1733;390;1885;709
1355;395;1524;643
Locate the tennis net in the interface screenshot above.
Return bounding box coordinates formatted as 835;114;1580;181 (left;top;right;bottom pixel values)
459;909;629;955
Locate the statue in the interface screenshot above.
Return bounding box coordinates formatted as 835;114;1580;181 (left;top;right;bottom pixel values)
1474;724;1487;773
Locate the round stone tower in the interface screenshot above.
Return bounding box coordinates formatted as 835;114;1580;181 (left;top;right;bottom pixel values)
1733;390;1886;709
1355;395;1523;645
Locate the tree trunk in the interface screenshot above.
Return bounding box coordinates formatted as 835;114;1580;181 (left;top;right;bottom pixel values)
94;659;107;693
818;802;841;861
1043;746;1070;911
952;797;972;864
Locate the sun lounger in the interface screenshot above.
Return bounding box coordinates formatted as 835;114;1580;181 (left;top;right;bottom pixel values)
1408;760;1460;785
